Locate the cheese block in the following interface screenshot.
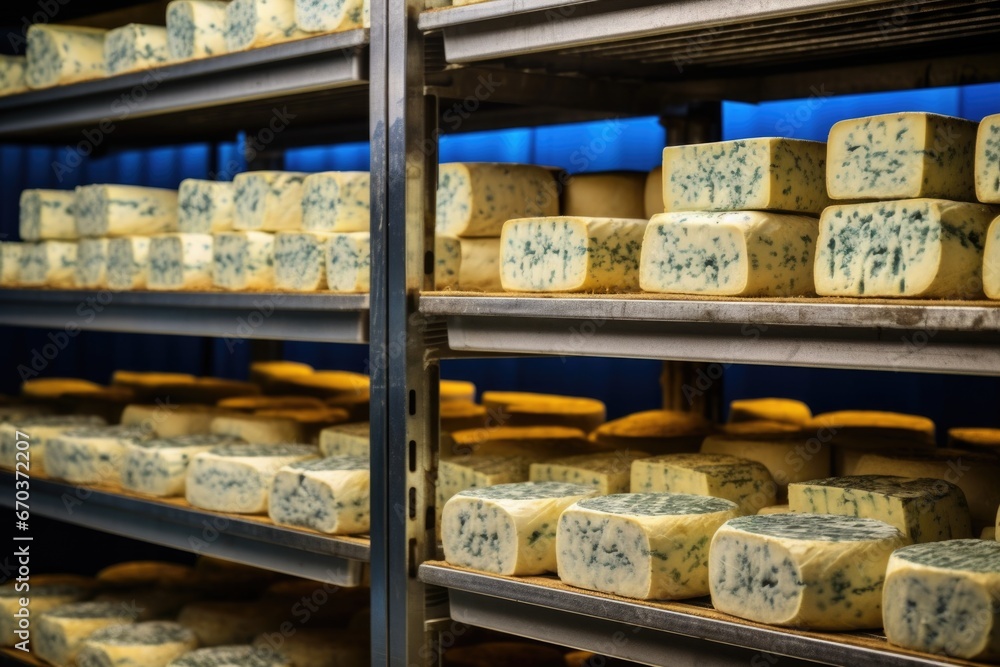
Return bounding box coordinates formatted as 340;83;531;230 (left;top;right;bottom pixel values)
168;0;230;61
789;475;973;543
168;646;291;667
883;539;1000;660
644;166;663;219
268;455;370;534
437;163;558;238
107;236;150;290
295;0;368;32
123;434;246;497
226;0;307;51
700;432;831;497
557;493;740;600
0;55;27;96
949;427;1000;452
74;185;178;237
253;408;349;442
248;360;313;384
853;448;1000;532
96;561;194;589
121;405;231;438
325;231;370;292
977;114;1000;204
728;398;811;426
301;171;369;232
436;454;534;529
210;414;304;444
318;422;369;457
501;216;646;292
828;112;978;202
662;138;829;215
76;238;109;288
441;402;488;432
149;233;214;290
177;603;284;647
816;199;995;298
434;236;502;291
631;453;777;515
561;172;646;219
709;513;907;630
178;179;234;233
19;241;76;287
26;25;106;89
253;628;368;667
758;504;791;515
481;391;606;432
530;451;649;494
212;231;276;290
274;231;332;291
45;425;150;485
448;425;589;458
641;211;818;296
76;621;197;667
0;242;23;285
36;601;140;667
233;171;306;232
442;643;565;667
105;24;169;76
441;481;597;575
19;189;76;241
0;577;94;648
221;396;325;411
591;410;712;454
22;378;103;400
985;214;1000;299
0;415;105;475
186;444;318;513
809;410;936;476
441;379;476;403
263;371;368;400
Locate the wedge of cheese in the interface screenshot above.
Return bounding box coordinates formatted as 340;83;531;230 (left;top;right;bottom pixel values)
212;231;275;290
434;236;501;291
18;241;76;287
186;444;318;513
631;452;777;515
437;163;558;237
26;25;106;89
976;113;1000;204
301;171;370;232
19;190;76;241
107;237;151;290
105;24;169;76
74;185;178;237
274;231;332;291
167;0;230;61
561;172;646;219
226;0;308;51
325;232;370;292
268;455;369;534
178;179;235;233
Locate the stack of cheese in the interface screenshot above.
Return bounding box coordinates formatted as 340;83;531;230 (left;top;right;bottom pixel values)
977;113;1000;299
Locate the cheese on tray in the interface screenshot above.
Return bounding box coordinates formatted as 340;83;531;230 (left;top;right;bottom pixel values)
168;0;230;61
662;138;830;215
977;113;1000;204
20;189;76;241
441;379;476;403
644;166;663;219
501;216;646;292
631;453;777;515
295;0;368;32
149;233;214;290
816;199;995;298
18;241;76;287
808;410;935;476
529;451;648;494
45;425;150;485
226;0;308;51
107;236;151;290
121;405;230;438
268;455;370;534
36;601;140;667
233;171;307;232
209;414;304;444
301;171;370;232
178;179;234;233
213;231;275;290
557;493;740;600
883;539;1000;660
0;242;23;285
709;513;907;630
788;475;973;543
325;232;370;292
437;163;558;238
482;391;606;433
561;172;646;219
701;432;830;496
75;185;178;237
0;55;27;96
436;453;534;529
186;444;317;513
985;214;1000;300
76;621;197;667
0;577;94;648
26;25;107;89
274;232;331;291
827;112;978;201
592;410;711;454
318;422;369;458
435;236;502;291
105;24;169;76
441;481;596;575
123;434;246;497
0;416;105;475
76;238;109;288
640;211;818;296
728;398;811;425
168;645;291;667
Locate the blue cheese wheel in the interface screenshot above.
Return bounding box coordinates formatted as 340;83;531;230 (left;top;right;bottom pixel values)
301;172;369;233
186;444;318;513
168;645;291;667
529;451;649;494
104;24;169;76
26;25;106;89
36;601;140;666
122;434;245;497
828;112;979;202
0;415;105;476
74;185;178;238
662;138;830;215
977;114;1000;204
18;241;77;287
178;179;235;233
268;455;369;534
107;236;151;290
212;231;275;290
168;1;230;61
233;172;307;232
816;199;996;299
557;493;740;600
45;426;150;485
0;577;94;648
0;55;27;96
225;0;307;52
325;232;370;293
985;214;1000;300
274;232;332;292
437;163;558;238
76;621;197;667
19;189;76;241
149;233;215;290
76;238;109;288
442;481;597;575
295;0;368;33
435;236;501;291
500;217;646;292
788;475;973;544
631;453;776;516
710;514;907;630
318;422;369;458
0;242;24;285
883;539;1000;660
640;211;817;297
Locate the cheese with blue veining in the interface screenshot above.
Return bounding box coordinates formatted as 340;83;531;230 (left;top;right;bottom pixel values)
816;199;996;298
178;179;235;233
274;232;332;291
501;216;646;292
122;434;245;497
1;578;95;648
662;138;830;215
36;601;140;667
631;452;776;515
529;451;649;494
557;493;740;600
149;233;214;290
45;425;150;485
168;0;230;61
985;214;1000;299
0;56;27;96
709;513;907;630
26;25;107;89
318;422;369;458
75;239;109;288
76;621;198;667
225;0;308;52
0;415;106;476
641;211;817;296
212;231;275;290
325;232;369;292
19;241;77;287
167;645;291;667
295;0;369;33
0;242;23;285
107;236;151;290
437;163;558;238
186;444;318;513
434;236;501;291
19;189;76;241
301;172;369;233
105;24;169;76
828;112;978;202
977;114;1000;204
268;455;370;534
74;185;178;237
233;171;307;232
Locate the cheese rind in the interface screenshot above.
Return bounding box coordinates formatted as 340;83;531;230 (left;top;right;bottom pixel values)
561;172;646;219
709;514;907;630
20;190;76;241
301;172;370;232
325;232;370;292
0;243;23;285
274;232;331;291
76;238;109;288
442;481;597;575
435;236;502;291
501;216;646;292
977;114;1000;204
168;0;230;61
529;451;648;494
45;426;150;485
107;236;151;290
557;493;740;600
122;434;245;497
226;0;307;51
167;646;291;667
186;444;318;513
74;185;179;238
104;24;169;76
641;211;818;296
295;0;369;32
437;163;559;238
18;241;77;287
828;112;979;202
662;138;830;215
212;231;275;290
0;56;27;96
76;621;198;667
26;25;107;89
149;233;214;290
592;410;711;455
482;391;606;432
178;179;234;233
36;601;140;667
233;171;307;232
729;398;812;425
268;455;370;534
984;214;1000;299
883;539;1000;660
631;453;776;515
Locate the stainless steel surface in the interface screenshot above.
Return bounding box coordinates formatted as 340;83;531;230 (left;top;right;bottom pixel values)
0;289;369;343
0;473;370;585
419;564;962;667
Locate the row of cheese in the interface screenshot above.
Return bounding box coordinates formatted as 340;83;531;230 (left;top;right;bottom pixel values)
440;480;1000;661
1;0;369;95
